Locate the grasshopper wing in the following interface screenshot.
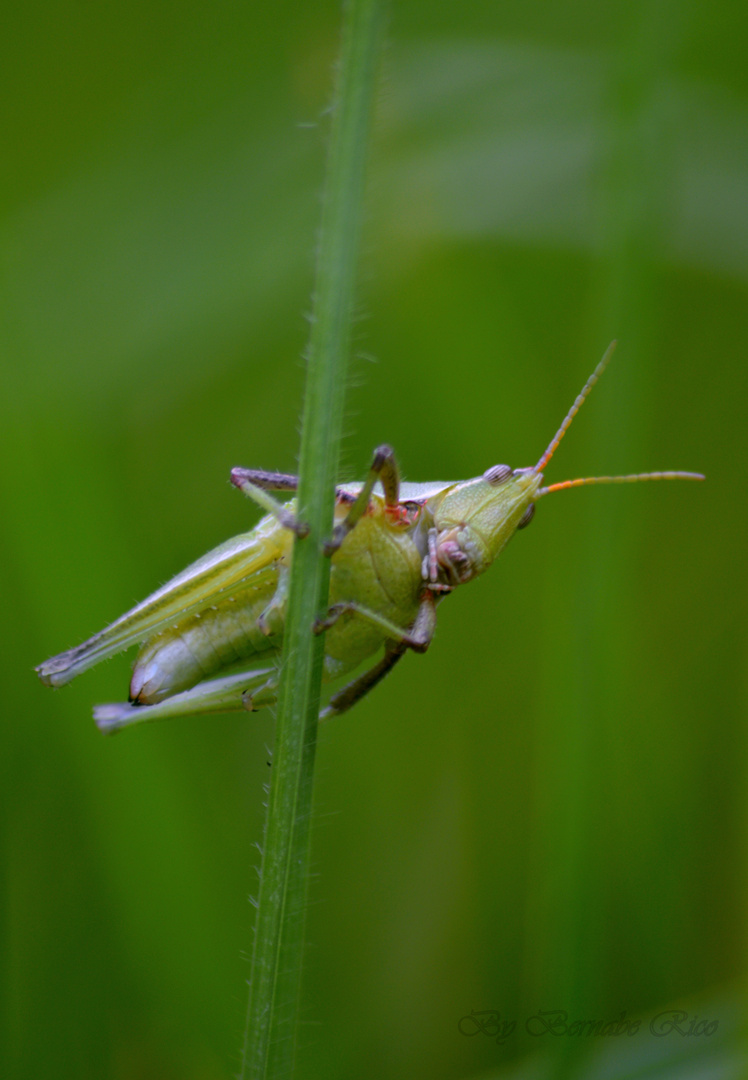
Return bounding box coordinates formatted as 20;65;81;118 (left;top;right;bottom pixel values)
335;480;459;504
398;481;459;503
37;516;288;688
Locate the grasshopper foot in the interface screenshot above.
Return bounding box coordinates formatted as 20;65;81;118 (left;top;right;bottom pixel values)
242;677;277;712
277;507;309;538
257;598;285;636
323;525;346;557
313;602;350;635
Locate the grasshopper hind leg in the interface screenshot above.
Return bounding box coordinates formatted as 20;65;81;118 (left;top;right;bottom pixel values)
257;561;290;637
94;665;278;733
241;671;279;712
129;575;286;705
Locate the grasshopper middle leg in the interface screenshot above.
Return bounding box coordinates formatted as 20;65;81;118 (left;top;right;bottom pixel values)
316;589;438;719
314;588;437;654
323;444;400;556
319;642;407;719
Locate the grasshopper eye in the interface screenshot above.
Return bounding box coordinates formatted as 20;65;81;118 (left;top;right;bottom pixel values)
483;464;512;485
517;503;535;529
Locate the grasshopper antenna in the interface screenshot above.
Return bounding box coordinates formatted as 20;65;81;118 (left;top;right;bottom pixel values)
538;470;704;497
533;341;704;493
534;340;617;473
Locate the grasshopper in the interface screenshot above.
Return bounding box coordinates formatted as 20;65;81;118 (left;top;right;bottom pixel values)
37;343;703;733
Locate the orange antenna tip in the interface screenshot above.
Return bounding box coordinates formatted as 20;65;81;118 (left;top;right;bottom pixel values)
538;471;705;497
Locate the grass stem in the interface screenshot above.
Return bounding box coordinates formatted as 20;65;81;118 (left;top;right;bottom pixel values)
240;1;386;1075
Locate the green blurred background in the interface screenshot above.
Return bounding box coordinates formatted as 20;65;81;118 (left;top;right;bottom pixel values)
2;1;747;1078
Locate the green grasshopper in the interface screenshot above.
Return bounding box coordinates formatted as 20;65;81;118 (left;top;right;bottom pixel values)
37;343;703;733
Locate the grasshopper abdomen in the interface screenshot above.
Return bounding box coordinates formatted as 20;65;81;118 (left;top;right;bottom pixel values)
130;577;284;704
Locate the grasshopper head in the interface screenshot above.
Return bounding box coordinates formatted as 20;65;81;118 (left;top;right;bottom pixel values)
431;466;543;585
429;342;704;588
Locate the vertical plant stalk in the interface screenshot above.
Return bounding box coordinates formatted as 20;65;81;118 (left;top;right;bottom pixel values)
240;1;386;1077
